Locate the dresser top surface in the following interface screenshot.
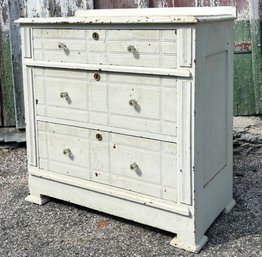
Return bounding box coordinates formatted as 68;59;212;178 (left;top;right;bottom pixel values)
17;7;236;25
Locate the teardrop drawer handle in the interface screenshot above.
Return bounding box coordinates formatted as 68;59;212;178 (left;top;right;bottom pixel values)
129;99;141;112
60;92;70;101
127;45;136;53
63;148;72;156
58;42;67;49
130;162;139;172
129;99;138;107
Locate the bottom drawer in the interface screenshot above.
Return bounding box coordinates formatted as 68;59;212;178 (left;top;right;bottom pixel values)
38;122;178;202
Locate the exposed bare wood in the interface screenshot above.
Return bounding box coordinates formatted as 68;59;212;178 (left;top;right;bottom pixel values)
150;0;195;7
95;0;138;9
138;0;149;8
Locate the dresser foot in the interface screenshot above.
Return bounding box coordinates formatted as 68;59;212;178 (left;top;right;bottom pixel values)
170;235;208;253
25;194;50;205
223;199;236;214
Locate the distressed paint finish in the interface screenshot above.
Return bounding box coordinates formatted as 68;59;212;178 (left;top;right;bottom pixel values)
23;0;94;18
19;7;235;252
150;0;194;7
0;0;16;127
196;0;262;115
0;0;260;130
9;0;25;128
234;21;256;115
94;0;152;8
52;0;94;16
233;0;262;115
249;0;262;113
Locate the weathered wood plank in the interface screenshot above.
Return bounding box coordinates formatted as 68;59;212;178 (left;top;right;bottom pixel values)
0;0;16;127
149;0;194;7
250;0;262;113
23;0;50;18
23;0;94;18
95;0;149;8
234;20;256;115
8;0;25;128
51;0;94;17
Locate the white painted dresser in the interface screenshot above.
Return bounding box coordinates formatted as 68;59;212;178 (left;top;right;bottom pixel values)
17;7;236;252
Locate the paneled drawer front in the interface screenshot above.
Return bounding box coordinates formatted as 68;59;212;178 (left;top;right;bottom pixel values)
34;69;177;137
32;29;177;68
38;122;91;180
37;122;178;202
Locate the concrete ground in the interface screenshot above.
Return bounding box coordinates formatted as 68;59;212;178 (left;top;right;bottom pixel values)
0;116;261;256
234;116;262;135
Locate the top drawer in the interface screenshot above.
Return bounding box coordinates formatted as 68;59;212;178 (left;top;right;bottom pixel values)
32;29;177;68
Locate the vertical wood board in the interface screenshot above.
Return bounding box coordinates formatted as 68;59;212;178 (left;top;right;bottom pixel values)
0;0;16;127
9;0;25;128
149;0;194;7
95;0;148;9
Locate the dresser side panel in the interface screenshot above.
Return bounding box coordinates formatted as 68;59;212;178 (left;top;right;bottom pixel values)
194;20;234;240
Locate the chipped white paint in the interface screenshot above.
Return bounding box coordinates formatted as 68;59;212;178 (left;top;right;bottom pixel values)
32;28;178;68
24;0;51;18
0;0;9;31
19;7;235;253
249;0;259;20
23;0;94;18
155;0;169;8
18;7;237;23
137;0;149;8
237;3;251;20
56;0;94;17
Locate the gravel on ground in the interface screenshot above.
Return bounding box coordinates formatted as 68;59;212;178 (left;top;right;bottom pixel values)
0;147;261;257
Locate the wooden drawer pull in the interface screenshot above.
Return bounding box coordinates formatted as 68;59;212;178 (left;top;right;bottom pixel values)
60;92;70;102
58;42;67;49
129;99;138;107
130;162;142;176
127;45;136;53
130;162;139;171
129;99;141;112
63;148;74;160
63;148;72;156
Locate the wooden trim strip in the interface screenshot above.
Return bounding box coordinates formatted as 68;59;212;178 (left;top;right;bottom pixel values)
24;60;191;78
29;167;191;216
36;116;178;143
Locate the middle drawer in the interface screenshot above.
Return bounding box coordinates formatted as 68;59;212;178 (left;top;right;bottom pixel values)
34;68;177;138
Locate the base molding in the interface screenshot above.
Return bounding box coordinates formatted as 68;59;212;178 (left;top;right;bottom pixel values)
170;235;208;253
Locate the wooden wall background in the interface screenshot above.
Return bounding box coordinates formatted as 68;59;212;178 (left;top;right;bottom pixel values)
0;0;261;128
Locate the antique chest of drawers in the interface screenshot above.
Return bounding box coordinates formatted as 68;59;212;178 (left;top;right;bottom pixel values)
18;7;236;252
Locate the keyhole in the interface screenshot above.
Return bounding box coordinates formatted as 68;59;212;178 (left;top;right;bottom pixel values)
94;73;101;81
92;32;99;40
96;133;103;141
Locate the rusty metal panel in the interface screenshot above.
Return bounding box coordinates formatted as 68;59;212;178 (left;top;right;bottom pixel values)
149;0;194;7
